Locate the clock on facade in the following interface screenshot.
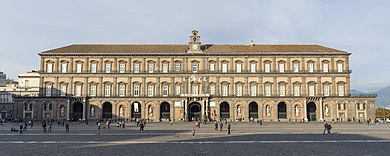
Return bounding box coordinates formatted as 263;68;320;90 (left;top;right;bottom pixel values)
192;44;198;50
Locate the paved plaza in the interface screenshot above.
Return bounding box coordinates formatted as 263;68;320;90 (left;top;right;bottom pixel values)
0;121;389;156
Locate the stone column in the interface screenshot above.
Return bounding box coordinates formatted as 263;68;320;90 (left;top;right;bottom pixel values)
205;99;209;120
319;99;324;121
141;101;146;119
156;103;160;121
112;102;117;120
201;100;205;120
184;100;188;121
303;99;308;122
229;103;234;121
82;99;86;121
66;99;70;121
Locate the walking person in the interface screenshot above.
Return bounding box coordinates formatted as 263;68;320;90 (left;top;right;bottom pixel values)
42;120;47;133
219;121;223;131
97;121;101;130
326;123;332;134
214;121;218;131
19;124;23;135
65;122;70;132
323;122;328;134
192;129;196;137
227;122;231;134
139;122;144;132
48;122;52;133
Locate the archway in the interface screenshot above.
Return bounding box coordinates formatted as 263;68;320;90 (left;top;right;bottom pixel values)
220;102;230;119
249;102;258;120
160;102;170;121
102;102;112;119
307;102;317;121
188;102;201;121
277;102;287;119
131;102;141;119
73;102;83;121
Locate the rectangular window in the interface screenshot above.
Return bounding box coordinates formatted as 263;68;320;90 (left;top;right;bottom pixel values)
47;63;53;73
308;63;314;73
148;84;154;97
120;63;125;73
175;63;180;71
46;84;52;97
75;84;82;96
309;85;315;96
162;85;168;96
323;64;329;73
294;84;300;96
105;84;111;97
60;84;67;97
251;63;256;73
119;84;125;97
61;63;67;73
338;63;343;72
222;64;228;73
210;84;215;95
91;63;97;73
279;84;285;96
251;84;257;96
75;64;81;73
134;85;139;97
236;84;242;96
163;64;168;73
324;85;330;96
265;84;271;96
293;63;299;73
134;63;140;73
192;63;198;73
279;63;285;73
175;85;181;95
149;63;154;73
90;84;96;97
222;85;228;96
236;64;242;73
105;63;111;73
338;84;344;96
192;85;199;95
265;63;270;73
210;63;215;71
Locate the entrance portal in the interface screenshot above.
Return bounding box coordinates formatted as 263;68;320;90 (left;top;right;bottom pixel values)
131;102;141;119
307;102;317;121
188;102;201;121
102;102;112;119
249;102;258;119
220;102;230;119
160;102;170;121
278;102;287;119
73;102;83;121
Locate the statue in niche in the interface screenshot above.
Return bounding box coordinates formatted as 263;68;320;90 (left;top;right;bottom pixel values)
90;105;95;117
60;105;65;117
295;105;299;117
359;103;364;110
266;105;270;116
237;105;242;116
325;105;329;116
148;105;153;117
119;106;124;117
340;103;345;110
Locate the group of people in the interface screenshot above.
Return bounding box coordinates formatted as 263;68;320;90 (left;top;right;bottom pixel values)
213;119;231;134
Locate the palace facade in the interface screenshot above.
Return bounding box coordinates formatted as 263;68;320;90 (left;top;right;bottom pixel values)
15;30;376;122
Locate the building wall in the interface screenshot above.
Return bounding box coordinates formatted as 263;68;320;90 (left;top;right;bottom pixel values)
14;52;376;122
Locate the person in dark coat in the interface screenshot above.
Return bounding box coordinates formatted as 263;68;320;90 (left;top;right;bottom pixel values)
227;122;231;134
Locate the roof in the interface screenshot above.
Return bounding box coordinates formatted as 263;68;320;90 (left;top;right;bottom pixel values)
40;44;347;55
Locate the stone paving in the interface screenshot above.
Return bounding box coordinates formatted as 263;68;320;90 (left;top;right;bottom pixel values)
0;121;389;156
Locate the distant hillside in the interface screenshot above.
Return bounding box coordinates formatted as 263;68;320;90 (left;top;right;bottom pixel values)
373;86;390;108
350;89;368;95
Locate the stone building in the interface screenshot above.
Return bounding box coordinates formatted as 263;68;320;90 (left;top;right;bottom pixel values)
15;30;376;122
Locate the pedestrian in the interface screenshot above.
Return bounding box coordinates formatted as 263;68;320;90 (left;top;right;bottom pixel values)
57;121;60;127
107;120;111;129
19;124;23;135
219;121;223;131
65;122;70;132
122;122;125;128
97;121;101;130
30;120;34;128
42;120;47;133
323;122;328;134
170;120;173;126
139;122;144;132
227;122;231;134
192;129;195;137
24;122;28;132
48;122;52;133
260;119;263;126
214;121;218;131
326;123;332;134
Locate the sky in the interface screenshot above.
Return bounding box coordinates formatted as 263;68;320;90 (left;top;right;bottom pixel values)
0;0;389;92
